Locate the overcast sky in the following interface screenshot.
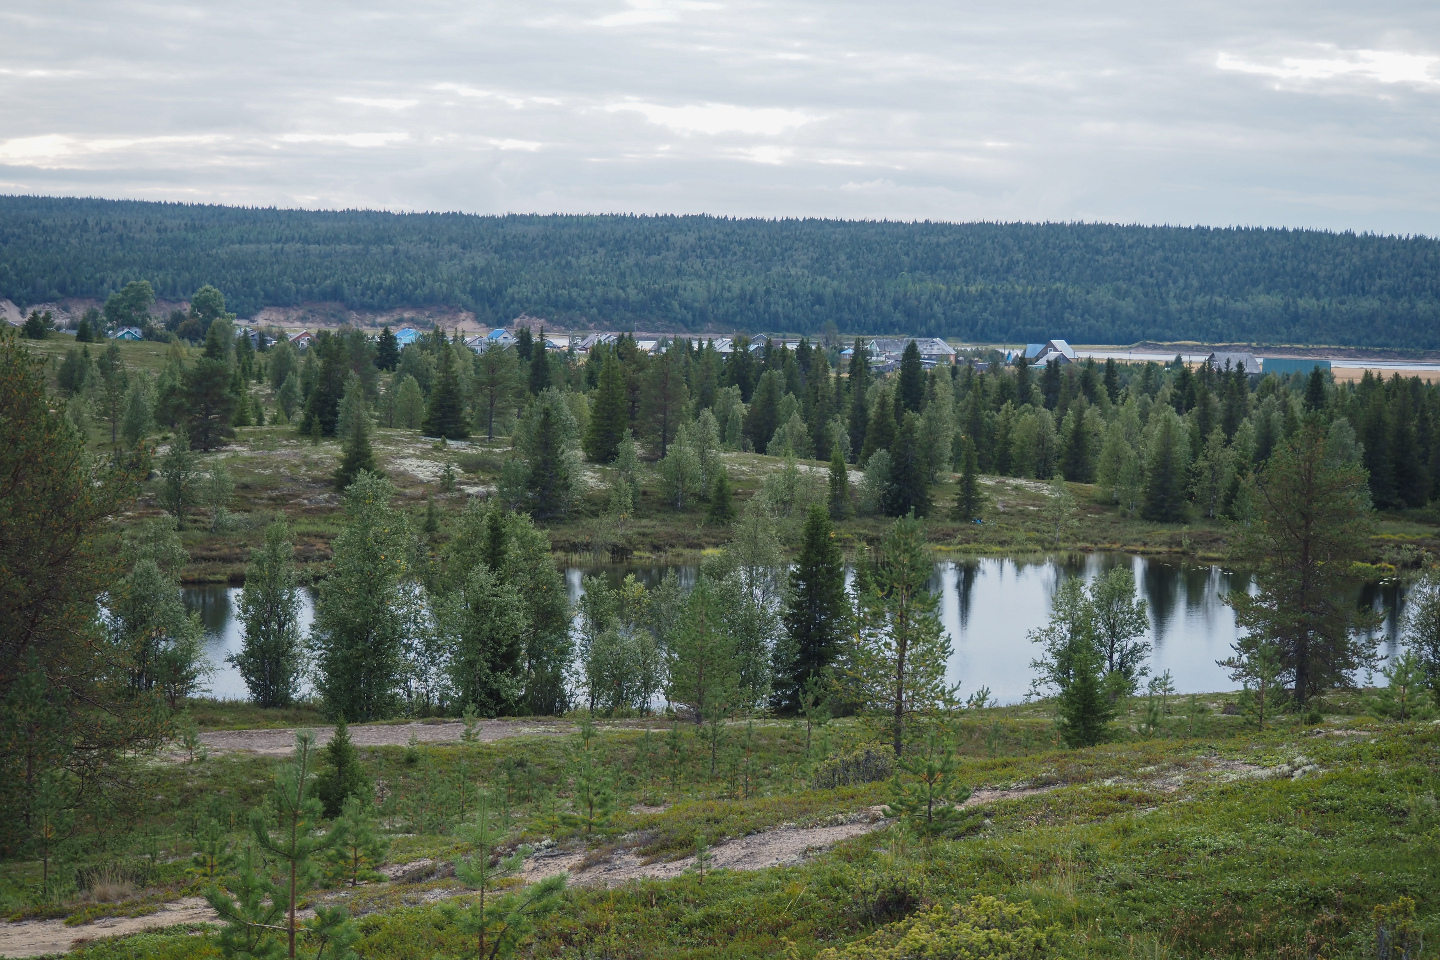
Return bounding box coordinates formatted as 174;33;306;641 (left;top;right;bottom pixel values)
2;0;1438;234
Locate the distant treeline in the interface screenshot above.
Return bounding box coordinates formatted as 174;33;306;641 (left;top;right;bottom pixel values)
4;195;1440;347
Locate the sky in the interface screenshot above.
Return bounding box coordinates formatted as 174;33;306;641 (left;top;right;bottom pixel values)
2;0;1438;234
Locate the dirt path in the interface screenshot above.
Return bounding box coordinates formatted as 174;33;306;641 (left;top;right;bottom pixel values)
0;898;216;958
200;719;570;755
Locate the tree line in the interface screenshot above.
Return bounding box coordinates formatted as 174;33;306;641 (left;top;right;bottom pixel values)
6;195;1440;346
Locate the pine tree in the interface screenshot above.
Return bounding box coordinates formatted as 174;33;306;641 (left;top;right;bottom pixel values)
1061;397;1092;482
304;332;348;437
1228;419;1378;706
375;326;399;371
325;794;390;887
209;733;358;960
827;441;852;519
185;324;237;450
775;505;848;713
313;719;370;819
423;343;469;439
334;377;377;488
444;788;565;960
472;344;520;439
945;439;975;521
584;353;629;462
1369;651;1435;721
233;518;304;708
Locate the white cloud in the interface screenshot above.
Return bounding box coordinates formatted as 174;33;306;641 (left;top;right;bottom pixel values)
488;138;543;151
277;132;409;147
0;134;223;167
606;101;817;135
730;145;792;164
591;0;720;27
434;83;531;108
1216;48;1440;88
338;97;419;110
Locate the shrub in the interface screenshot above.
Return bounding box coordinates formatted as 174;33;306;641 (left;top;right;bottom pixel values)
817;895;1054;960
813;745;894;789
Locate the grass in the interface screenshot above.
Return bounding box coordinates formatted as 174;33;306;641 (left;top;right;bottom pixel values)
4;695;1435;958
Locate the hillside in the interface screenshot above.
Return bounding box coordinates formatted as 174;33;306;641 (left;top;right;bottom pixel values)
4;196;1440;348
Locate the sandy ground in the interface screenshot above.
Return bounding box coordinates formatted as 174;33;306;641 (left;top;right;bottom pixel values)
0;898;216;958
199;719;569;755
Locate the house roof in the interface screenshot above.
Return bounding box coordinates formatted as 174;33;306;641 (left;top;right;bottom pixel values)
1207;351;1261;374
394;327;420;345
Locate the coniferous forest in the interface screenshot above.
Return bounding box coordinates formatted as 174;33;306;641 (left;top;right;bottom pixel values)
5;195;1440;346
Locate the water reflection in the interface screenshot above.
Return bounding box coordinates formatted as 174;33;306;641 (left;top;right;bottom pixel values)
184;554;1409;706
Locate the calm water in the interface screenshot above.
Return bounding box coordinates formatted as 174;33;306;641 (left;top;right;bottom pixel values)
184;554;1408;704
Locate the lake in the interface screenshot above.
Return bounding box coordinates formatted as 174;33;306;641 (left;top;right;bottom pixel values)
184;554;1409;704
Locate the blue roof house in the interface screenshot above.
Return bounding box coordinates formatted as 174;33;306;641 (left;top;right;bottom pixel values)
394;327;420;347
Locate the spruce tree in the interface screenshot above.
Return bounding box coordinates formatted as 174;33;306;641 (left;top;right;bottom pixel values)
1061;397;1092;482
374;326;399;371
1141;407;1190;521
422;343;469;439
846;338;871;461
304;332;348;437
707;466;735;524
584;353;629;462
313;719;370;819
446;565;527;717
528;333;551;395
952;435;983;522
882;412;931;518
334;377;377;488
233;518;304;708
827;441;852;519
897;340;925;413
743;370;785;453
860;385;897;464
775;505;848;713
1054;637;1117;748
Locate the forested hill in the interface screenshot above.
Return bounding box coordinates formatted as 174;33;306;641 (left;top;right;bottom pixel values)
3;194;1439;348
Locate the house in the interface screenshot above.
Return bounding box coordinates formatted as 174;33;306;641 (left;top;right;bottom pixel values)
113;326;144;341
870;337;957;364
1207;351;1261;375
485;328;517;348
289;330;316;349
1262;358;1331;376
574;332;617;352
1029;339;1077;365
394;327;420;347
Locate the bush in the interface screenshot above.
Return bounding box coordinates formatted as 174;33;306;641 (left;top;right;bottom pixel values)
813;745;894;789
817;895;1054;960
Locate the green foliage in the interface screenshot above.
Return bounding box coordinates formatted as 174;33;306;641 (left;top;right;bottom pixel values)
325;794;389;887
22;308;53;339
952;435;983;522
313;719;370;820
312;472;413;721
445;565;527;717
846;513;952;756
157;429;200;527
233;518;304;708
815;896;1053;960
1229;419;1378;705
334;375;378;488
1218;637;1285;730
584;352;629;463
445;787;566;960
775;505;848;713
1369;651;1436;721
422;341;469;439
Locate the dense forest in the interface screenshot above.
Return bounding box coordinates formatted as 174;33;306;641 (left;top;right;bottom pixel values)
4;195;1440;347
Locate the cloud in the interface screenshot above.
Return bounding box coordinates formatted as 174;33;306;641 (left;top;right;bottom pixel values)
488;138;543;151
338;97;419;110
606;101;817;136
591;0;721;27
0;134;224;167
276;133;409;147
1216;48;1440;88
